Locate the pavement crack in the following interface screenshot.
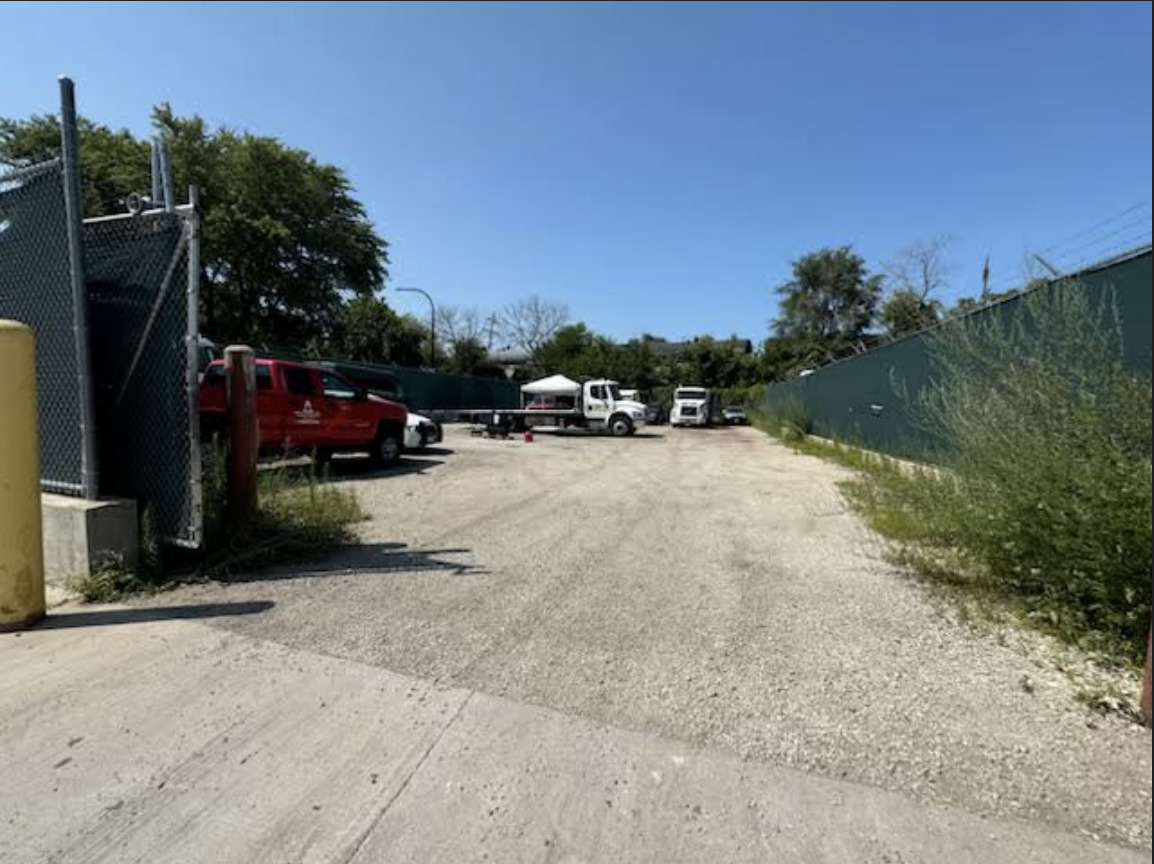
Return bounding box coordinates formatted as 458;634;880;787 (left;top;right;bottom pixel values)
337;689;475;864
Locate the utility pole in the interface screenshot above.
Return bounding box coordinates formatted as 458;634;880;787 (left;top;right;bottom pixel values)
981;256;990;300
487;314;499;351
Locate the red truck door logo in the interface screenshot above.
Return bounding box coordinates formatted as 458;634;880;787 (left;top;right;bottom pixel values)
293;400;321;425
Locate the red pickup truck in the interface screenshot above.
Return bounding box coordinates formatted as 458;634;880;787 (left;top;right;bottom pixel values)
199;358;408;465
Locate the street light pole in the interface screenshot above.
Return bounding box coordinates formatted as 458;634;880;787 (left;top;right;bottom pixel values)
396;286;436;369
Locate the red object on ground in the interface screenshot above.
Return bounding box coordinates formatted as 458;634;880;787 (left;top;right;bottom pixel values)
524;430;534;443
200;358;407;463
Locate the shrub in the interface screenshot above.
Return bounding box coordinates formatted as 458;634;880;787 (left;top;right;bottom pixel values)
198;457;364;578
848;282;1151;663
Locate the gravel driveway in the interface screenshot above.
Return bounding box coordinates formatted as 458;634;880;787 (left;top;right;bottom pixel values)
160;425;1152;849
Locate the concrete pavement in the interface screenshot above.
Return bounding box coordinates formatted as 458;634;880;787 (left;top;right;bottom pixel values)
1;606;1145;864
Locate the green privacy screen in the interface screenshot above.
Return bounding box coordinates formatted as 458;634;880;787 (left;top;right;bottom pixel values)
315;359;521;414
764;249;1152;463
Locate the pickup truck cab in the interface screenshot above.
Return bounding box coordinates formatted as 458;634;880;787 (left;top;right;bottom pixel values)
200;358;408;465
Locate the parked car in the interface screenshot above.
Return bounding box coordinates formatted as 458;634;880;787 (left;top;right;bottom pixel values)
199;358;408;465
404;411;443;450
721;405;749;425
645;403;668;425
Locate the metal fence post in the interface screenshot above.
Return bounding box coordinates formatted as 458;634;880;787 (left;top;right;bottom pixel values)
186;186;204;545
225;345;258;524
58;75;98;500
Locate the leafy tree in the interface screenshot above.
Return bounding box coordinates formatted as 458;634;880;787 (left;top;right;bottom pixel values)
444;337;501;377
0;108;388;349
333;295;425;367
877;237;951;338
761;334;831;381
675;336;757;389
880;289;941;338
774;246;882;357
0;115;149;216
533;323;595;375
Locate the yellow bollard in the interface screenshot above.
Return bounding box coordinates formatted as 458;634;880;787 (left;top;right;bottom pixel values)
0;320;45;631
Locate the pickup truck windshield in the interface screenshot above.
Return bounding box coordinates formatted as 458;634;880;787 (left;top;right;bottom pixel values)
676;389;707;401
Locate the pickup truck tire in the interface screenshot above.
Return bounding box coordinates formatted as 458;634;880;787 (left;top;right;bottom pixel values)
371;425;403;467
609;415;633;437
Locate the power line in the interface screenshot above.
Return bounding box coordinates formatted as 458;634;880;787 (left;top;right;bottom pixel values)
1046;214;1154;265
1058;233;1152;272
1037;202;1150;256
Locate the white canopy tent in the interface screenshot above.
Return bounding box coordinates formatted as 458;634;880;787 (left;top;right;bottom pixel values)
520;374;582;396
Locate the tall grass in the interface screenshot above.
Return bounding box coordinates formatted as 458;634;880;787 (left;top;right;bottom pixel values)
70;445;364;600
753;393;812;443
843;283;1151;664
198;448;364;578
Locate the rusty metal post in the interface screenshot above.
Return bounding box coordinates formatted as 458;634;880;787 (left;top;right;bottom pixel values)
225;345;257;524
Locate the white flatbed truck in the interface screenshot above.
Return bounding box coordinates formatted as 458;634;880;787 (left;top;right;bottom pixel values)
489;375;648;437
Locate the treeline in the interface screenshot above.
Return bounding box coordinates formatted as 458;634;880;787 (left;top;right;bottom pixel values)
2;108;1017;391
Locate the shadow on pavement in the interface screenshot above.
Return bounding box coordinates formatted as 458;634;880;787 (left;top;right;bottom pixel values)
34;601;275;630
410;446;455;457
272;456;446;484
221;542;484;583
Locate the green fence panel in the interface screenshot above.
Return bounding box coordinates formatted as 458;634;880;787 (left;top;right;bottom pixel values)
314;359;520;414
765;250;1151;463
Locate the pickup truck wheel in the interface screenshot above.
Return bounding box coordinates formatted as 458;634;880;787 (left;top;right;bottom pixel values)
372;428;402;466
609;415;633;437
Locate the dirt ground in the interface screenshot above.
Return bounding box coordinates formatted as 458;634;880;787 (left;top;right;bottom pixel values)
157;424;1152;849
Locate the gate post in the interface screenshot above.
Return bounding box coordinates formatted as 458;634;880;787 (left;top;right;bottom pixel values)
0;321;46;631
225;345;258;524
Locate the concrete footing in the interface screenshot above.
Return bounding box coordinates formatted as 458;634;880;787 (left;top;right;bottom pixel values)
40;494;137;587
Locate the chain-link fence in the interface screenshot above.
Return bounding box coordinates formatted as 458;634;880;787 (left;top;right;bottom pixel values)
0;159;96;496
85;209;202;546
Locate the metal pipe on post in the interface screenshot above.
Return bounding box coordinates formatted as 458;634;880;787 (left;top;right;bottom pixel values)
159;143;175;214
224;345;258;525
150;140;163;208
396;286;436;369
58;76;99;500
0;321;46;631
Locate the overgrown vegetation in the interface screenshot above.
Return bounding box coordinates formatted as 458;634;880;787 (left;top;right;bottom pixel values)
752;394;812;443
68;446;364;601
66;556;140;603
198;447;364;578
762;283;1152;667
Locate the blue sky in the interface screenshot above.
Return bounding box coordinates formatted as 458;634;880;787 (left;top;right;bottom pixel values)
3;1;1151;342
